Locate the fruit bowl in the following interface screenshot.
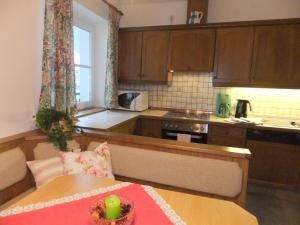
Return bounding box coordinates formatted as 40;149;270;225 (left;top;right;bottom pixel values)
90;196;134;225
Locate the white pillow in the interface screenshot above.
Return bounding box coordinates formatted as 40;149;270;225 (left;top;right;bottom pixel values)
27;157;64;188
60;142;114;179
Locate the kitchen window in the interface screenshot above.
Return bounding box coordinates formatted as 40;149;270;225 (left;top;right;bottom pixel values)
73;25;93;109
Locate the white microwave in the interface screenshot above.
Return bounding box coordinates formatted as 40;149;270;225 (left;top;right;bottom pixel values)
117;90;149;112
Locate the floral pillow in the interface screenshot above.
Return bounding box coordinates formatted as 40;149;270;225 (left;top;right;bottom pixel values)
60;142;114;179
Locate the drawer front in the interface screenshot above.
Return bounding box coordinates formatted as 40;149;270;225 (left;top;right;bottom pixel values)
208;136;246;148
209;125;246;138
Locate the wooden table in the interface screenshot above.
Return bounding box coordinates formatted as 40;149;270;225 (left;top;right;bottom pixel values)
9;174;258;225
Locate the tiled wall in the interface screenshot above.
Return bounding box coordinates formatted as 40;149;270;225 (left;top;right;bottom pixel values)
119;72;300;119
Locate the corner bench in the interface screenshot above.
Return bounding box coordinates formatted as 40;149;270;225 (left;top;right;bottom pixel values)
0;130;251;209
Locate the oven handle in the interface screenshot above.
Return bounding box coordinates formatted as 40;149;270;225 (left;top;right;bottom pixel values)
164;132;202;139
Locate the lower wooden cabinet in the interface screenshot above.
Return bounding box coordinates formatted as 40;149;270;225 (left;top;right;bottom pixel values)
247;140;300;188
207;124;246;148
108;119;137;135
135;118;162;138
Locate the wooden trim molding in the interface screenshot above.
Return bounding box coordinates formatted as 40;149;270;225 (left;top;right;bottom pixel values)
0;130;40;145
120;18;300;32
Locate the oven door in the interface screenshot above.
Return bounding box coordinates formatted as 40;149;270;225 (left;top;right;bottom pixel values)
161;129;208;144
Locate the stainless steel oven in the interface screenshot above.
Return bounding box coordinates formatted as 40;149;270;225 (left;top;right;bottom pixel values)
161;121;208;144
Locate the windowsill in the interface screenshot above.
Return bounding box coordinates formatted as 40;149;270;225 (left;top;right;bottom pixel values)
76;107;106;118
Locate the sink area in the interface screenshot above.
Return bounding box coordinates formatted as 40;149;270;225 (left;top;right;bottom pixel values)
261;118;300;129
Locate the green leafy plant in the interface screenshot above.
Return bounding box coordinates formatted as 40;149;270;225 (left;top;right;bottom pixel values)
34;108;77;151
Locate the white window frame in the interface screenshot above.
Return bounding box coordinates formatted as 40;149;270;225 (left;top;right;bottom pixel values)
73;19;95;110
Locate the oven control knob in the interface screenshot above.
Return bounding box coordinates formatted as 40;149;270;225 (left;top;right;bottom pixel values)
200;127;204;132
169;124;174;128
164;123;169;128
174;124;178;129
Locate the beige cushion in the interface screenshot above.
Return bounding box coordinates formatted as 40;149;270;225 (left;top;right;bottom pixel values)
88;142;243;198
27;157;64;188
33;140;80;160
0;148;27;191
61;142;114;179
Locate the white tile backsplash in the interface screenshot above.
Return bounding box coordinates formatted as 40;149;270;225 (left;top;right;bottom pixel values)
119;72;300;119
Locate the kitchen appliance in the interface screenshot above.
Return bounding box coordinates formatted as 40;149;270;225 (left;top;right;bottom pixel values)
164;111;211;121
215;93;231;118
161;120;208;144
247;129;300;187
235;99;252;118
117;90;148;112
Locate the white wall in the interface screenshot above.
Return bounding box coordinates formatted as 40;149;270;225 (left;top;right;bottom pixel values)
0;0;114;138
208;0;300;23
120;0;187;27
120;0;300;27
0;0;44;138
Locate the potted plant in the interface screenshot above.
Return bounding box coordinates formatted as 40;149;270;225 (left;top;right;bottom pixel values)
34;108;78;151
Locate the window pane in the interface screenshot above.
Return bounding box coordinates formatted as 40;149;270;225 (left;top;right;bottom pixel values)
75;66;91;103
73;26;91;66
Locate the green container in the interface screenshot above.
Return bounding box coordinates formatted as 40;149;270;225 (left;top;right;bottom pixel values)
215;93;231;118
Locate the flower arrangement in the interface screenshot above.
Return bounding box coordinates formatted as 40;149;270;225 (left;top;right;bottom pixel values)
34;108;78;151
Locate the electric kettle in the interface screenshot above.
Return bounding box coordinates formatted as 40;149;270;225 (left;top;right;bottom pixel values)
215;93;231;118
235;100;252;118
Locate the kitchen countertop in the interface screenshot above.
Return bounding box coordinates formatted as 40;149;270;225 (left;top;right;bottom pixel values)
77;109;300;133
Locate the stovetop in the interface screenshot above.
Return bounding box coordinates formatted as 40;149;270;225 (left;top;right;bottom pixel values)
164;111;212;121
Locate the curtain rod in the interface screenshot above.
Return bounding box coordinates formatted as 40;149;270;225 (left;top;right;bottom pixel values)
102;0;124;16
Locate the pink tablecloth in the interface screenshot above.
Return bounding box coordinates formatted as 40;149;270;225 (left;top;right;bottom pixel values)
0;184;176;225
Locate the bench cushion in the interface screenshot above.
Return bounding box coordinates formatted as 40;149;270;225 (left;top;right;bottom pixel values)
33;140;80;160
88;142;243;198
0;148;27;191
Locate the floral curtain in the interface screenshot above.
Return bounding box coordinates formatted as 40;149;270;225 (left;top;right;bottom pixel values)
39;0;76;114
104;8;122;109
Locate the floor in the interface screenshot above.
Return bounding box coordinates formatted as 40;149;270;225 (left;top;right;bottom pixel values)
246;184;300;225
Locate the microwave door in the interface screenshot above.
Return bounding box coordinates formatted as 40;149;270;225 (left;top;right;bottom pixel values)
118;93;140;110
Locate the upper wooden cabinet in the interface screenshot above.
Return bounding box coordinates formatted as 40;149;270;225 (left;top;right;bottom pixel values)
251;24;300;87
168;29;215;72
213;27;254;85
118;31;142;82
141;31;170;82
118;19;300;87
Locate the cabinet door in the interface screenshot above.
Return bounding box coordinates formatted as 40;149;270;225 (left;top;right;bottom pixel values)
169;29;215;72
141;31;170;83
118;31;142;83
136;118;162;138
247;140;300;188
213;27;254;85
207;125;246;148
251;25;300;87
